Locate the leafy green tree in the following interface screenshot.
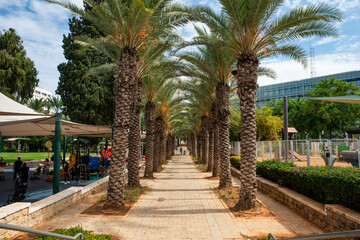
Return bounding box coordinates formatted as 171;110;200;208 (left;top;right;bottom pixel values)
268;78;360;139
256;106;283;141
0;28;38;100
57;6;114;125
307;78;360;138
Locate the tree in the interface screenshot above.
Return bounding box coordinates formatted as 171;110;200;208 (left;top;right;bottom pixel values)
57;6;114;125
0;28;38;100
268;79;360;139
47;96;63;114
189;1;342;209
27;99;46;113
47;0;190;207
256;106;283;141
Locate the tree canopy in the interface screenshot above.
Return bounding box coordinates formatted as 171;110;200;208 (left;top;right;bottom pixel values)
57;12;115;125
0;28;38;100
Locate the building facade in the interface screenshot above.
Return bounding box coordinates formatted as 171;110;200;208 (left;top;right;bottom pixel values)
32;86;53;101
256;70;360;106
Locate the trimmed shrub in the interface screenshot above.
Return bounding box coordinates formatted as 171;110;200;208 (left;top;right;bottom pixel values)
256;160;360;212
230;156;241;170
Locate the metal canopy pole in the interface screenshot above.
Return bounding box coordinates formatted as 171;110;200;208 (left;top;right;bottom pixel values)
53;113;62;194
284;96;288;162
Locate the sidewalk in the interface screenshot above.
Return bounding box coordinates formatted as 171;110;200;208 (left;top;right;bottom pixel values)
15;152;324;239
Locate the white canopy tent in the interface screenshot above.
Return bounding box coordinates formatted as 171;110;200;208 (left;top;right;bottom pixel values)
0;92;111;137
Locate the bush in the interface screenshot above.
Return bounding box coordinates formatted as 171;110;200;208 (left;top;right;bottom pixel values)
256;160;360;212
35;225;112;239
4;147;17;152
230;156;241;170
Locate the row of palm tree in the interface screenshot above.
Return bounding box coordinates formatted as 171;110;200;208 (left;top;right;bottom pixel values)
48;0;342;210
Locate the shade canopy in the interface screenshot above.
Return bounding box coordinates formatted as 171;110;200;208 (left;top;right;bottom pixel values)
0;92;44;116
307;95;360;104
0;92;112;137
0;115;112;137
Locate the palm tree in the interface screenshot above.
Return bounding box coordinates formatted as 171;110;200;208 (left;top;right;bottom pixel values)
177;29;236;187
27;98;46;113
47;0;191;207
189;1;342;209
47;96;63;114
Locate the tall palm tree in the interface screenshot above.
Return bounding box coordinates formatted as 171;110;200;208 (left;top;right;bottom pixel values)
142;57;181;177
189;1;342;209
177;28;237;187
47;0;191;207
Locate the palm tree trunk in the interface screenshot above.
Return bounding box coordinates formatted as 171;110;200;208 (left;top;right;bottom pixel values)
191;133;196;157
207;127;214;172
144;101;155;178
197;135;202;160
201;116;209;165
127;79;142;187
161;124;167;164
217;83;232;188
107;48;138;207
153;116;162;172
237;55;259;210
171;136;175;156
212;109;220;177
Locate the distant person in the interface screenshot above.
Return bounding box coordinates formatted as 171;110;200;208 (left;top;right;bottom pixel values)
64;161;70;184
180;147;183;155
101;147;106;157
183;150;186;155
0;157;5;167
20;162;29;184
13;157;23;180
43;158;50;177
51;154;55;162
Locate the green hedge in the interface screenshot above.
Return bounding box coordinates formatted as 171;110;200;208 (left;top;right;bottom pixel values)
230;156;241;170
256;160;360;212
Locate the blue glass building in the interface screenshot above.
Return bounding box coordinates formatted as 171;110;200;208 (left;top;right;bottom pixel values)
256;70;360;106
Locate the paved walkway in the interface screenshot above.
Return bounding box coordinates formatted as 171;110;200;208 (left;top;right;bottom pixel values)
18;152;325;239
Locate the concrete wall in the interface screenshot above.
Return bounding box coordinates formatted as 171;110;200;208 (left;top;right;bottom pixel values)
230;167;360;232
0;176;109;239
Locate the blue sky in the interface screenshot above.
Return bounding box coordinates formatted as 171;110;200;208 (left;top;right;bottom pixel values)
1;0;360;94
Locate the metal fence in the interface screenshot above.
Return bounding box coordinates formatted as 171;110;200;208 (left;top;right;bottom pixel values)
231;139;360;168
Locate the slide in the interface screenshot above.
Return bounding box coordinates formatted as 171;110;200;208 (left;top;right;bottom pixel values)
46;153;77;182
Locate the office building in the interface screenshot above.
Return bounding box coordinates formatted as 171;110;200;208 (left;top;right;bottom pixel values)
256;70;360;106
33;86;53;101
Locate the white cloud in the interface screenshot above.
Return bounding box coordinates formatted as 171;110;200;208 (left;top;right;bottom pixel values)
258;53;360;86
0;0;83;94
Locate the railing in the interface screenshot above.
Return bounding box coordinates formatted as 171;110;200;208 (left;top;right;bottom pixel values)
268;229;360;240
0;222;83;240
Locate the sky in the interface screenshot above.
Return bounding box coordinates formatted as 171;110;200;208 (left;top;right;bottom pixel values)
1;0;360;95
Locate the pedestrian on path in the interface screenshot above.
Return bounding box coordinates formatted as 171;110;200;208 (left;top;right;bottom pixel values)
13;157;22;180
180;147;183;155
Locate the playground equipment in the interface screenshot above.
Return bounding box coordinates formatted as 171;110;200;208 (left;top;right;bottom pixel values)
45;153;77;182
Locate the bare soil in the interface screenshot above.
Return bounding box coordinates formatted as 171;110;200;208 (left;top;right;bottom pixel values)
215;186;276;218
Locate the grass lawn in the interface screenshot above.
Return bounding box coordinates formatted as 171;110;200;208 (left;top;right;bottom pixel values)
1;152;101;163
1;152;53;163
